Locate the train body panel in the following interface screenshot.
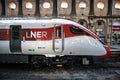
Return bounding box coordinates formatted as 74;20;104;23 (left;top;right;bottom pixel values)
0;37;106;56
21;36;107;56
0;18;110;61
0;41;10;53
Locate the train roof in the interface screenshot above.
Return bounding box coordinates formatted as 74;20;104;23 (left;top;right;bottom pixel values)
0;18;80;26
0;18;99;39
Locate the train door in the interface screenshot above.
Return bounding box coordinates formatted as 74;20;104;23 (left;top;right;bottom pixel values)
10;25;22;52
52;25;64;53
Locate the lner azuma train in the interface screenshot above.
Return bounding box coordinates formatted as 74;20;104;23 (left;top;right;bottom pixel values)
0;18;111;66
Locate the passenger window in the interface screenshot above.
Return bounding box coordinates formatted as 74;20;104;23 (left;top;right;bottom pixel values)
11;26;21;40
55;27;61;38
70;25;88;35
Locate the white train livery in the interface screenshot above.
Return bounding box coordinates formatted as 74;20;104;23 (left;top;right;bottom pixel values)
0;18;111;66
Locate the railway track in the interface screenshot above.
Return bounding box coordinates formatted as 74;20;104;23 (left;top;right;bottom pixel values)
0;55;120;80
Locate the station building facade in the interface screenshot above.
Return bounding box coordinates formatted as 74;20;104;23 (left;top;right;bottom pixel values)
0;0;120;46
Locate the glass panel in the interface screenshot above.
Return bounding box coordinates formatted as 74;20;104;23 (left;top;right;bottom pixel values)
55;27;61;38
11;26;21;40
70;25;88;35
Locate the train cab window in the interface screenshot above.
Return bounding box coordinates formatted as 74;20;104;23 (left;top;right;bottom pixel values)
70;25;88;35
10;26;21;40
55;27;61;38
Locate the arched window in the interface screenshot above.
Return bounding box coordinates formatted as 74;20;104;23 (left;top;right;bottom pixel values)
43;2;50;9
97;1;104;9
96;20;106;43
115;1;120;9
8;2;16;10
79;1;87;9
25;2;33;9
78;20;88;28
96;20;105;32
61;1;68;9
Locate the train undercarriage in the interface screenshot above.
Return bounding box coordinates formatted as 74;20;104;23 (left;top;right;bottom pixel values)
0;54;103;68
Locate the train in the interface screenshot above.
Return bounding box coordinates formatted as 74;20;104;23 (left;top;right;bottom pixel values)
0;18;111;67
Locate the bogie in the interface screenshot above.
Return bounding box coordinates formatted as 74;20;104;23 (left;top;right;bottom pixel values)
29;55;94;68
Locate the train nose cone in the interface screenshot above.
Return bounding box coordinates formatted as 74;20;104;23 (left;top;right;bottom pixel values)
100;46;111;58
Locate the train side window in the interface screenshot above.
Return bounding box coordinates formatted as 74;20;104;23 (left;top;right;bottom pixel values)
70;25;88;35
55;27;61;38
11;26;21;40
